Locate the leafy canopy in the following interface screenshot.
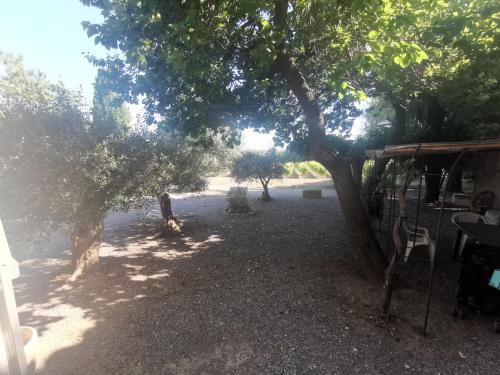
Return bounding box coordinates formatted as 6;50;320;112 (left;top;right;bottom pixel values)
81;0;435;148
365;0;500;144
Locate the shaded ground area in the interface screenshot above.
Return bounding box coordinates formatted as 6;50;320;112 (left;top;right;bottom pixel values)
13;179;500;374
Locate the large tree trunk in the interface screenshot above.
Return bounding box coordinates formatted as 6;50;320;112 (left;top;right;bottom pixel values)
261;185;271;202
423;94;445;141
159;193;182;235
424;159;443;203
351;158;364;190
391;98;407;143
450;170;462;193
327;158;388;283
420;95;446;203
274;51;387;284
425;174;442;203
71;219;103;276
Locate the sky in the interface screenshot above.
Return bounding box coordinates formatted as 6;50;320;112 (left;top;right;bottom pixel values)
0;0;364;147
0;0;105;101
240;129;276;151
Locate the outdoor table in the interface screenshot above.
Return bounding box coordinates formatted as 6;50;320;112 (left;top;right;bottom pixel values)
452;221;500;329
453;221;500;249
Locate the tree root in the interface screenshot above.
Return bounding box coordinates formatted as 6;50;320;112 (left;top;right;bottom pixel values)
161;217;183;236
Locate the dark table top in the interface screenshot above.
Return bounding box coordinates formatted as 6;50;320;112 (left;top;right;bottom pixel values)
453;221;500;248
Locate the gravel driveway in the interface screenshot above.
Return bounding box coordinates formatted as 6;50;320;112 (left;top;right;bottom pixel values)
13;180;500;374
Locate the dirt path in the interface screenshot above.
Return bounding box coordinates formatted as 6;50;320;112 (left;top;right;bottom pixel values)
13;180;500;374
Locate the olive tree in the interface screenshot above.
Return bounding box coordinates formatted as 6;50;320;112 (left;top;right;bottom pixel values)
138;131;225;235
0;54;215;275
231;150;285;201
0;55;128;273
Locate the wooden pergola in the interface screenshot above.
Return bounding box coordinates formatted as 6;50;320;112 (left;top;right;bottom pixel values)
366;139;500;335
366;139;500;159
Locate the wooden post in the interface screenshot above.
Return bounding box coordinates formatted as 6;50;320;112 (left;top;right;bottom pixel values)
0;219;27;375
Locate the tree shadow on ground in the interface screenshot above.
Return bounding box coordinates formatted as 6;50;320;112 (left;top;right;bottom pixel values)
14;191;500;374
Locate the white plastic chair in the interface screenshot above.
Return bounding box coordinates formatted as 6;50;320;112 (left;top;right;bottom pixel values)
451;212;487;258
402;220;435;263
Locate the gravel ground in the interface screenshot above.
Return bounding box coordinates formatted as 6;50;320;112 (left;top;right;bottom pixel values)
12;179;500;374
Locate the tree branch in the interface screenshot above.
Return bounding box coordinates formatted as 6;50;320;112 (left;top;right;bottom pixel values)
259;176;266;187
275;54;337;162
274;0;289;47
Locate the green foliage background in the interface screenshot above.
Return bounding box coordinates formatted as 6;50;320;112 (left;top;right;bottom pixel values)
284;161;330;178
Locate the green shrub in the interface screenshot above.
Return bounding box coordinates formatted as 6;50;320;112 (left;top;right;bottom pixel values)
284;161;330;178
307;161;330;177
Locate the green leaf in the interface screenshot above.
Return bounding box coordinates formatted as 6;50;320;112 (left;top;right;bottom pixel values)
356;90;368;101
415;49;428;63
393;55;405;67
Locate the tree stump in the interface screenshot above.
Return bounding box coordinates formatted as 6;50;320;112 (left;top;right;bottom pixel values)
159;193;182;236
226;187;251;213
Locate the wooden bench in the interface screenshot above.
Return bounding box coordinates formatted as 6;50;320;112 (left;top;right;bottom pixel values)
302;189;322;199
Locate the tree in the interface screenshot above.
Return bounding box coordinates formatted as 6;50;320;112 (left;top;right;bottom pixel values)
352;0;500;204
231;150;285;201
0;54;214;275
136;130;225;235
80;0;452;282
0;54;112;274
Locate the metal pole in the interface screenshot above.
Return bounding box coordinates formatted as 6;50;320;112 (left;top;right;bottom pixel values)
383;160;398;318
385;160;397;253
384;147;420;322
408;167;424;280
413;170;424;240
423;149;467;336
